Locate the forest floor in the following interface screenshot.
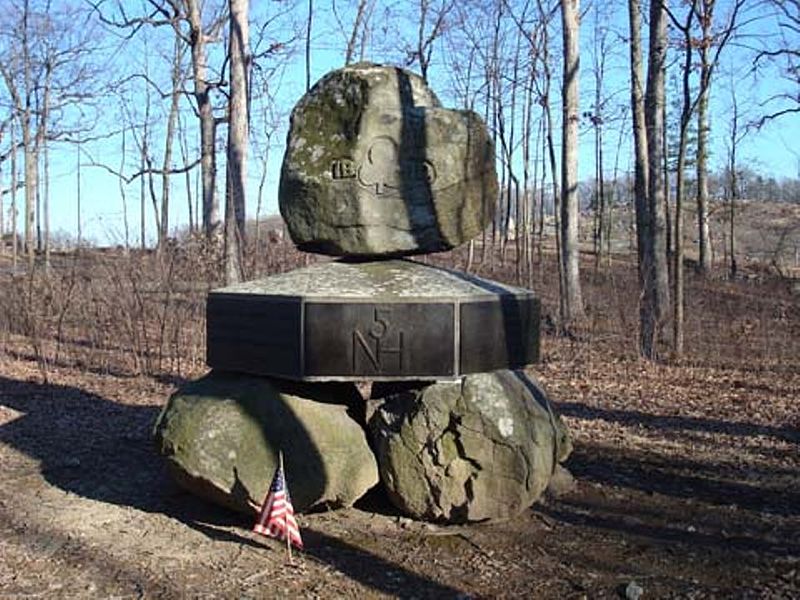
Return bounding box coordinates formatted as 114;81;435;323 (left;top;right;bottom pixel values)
0;244;799;598
0;236;800;599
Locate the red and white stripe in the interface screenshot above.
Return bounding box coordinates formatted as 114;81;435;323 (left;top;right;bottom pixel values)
253;479;303;549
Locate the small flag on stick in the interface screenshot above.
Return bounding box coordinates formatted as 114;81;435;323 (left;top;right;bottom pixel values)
253;452;303;553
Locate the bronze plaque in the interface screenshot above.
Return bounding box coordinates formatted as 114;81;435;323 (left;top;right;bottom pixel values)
207;295;303;378
304;302;455;378
206;259;541;381
459;297;540;374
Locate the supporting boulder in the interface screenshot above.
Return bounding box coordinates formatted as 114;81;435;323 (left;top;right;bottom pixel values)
370;370;572;523
153;371;379;515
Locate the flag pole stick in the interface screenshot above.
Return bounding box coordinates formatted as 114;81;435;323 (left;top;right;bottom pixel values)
280;450;292;563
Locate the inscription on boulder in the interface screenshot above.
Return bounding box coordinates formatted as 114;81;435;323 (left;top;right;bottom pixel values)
331;158;357;180
331;138;436;197
279;63;497;257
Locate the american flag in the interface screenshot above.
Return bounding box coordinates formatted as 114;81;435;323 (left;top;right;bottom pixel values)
253;462;303;549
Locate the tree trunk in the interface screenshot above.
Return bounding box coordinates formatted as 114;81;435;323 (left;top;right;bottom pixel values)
696;3;714;274
673;126;688;358
642;0;671;358
43;133;50;266
160;38;183;250
76;142;82;247
186;0;220;240
119;120;130;250
662;99;672;259
542;40;565;323
23;119;36;265
560;0;584;328
628;0;649;275
698;0;742;273
11;121;18;267
522;57;535;287
140;146;146;250
0;125;4;254
591;6;608;270
696;75;711;273
225;0;249;285
345;0;369;65
672;0;700;358
728;92;739;280
179;111;194;236
21;0;36;266
417;0;430;83
305;0;313;91
729;168;737;279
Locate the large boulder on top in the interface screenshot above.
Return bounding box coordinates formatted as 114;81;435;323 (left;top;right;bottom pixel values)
279;63;497;257
153;371;379;515
369;370;572;523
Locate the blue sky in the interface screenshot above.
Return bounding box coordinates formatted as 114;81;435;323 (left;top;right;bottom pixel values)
5;0;798;247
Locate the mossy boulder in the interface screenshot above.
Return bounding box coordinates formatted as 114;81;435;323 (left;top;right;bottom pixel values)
279;63;497;257
369;370;572;523
153;371;379;514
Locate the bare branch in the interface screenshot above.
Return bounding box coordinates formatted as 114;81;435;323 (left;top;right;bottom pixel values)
86;0;176;39
86;156;202;184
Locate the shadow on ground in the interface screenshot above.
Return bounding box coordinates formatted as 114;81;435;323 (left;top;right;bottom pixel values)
0;374;464;598
558;401;800;444
559;403;800;517
539;435;800;561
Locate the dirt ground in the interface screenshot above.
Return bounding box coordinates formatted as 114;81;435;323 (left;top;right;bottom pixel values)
1;323;798;599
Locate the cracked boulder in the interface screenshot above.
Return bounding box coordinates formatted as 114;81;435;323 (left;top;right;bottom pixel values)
279;62;497;257
369;370;572;523
153;371;379;515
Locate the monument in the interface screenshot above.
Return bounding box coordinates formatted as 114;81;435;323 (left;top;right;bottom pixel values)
154;63;571;523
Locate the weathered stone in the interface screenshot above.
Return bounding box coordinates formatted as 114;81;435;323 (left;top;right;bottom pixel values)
207;259;540;381
279;63;497;257
546;464;577;498
153;371;378;514
369;370;572;523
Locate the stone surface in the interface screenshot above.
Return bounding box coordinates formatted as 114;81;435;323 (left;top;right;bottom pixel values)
153;371;379;515
369;370;572;523
207;259;540;381
546;464;577;498
279;63;497;257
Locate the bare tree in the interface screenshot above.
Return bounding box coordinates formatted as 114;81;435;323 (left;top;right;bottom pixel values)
406;0;455;84
340;0;373;65
694;0;745;274
224;0;249;285
629;0;650;284
0;117;6;252
560;0;585;328
185;0;226;240
0;0;36;266
668;0;700;357
628;0;672;358
695;0;714;273
535;0;565;314
755;0;800;125
11;119;19;267
91;0;228;240
666;0;743;354
1;1;100;263
306;0;314;91
724;75;750;279
586;2;613;268
159;36;187;249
